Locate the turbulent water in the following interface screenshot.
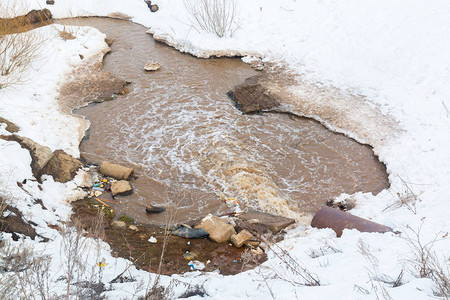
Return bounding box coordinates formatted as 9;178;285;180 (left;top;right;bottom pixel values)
62;18;389;225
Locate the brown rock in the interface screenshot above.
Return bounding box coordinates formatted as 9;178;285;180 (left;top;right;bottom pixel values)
227;76;281;113
144;60;161;71
111;220;127;229
24;9;52;24
1;135;53;179
0;117;19;133
100;161;133;180
237;210;295;234
230;230;254;248
111;180;133;197
41;150;83;183
195;215;236;243
150;4;159;12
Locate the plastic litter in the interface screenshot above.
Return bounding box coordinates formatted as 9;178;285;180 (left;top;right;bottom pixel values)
183;251;197;260
148;236;157;243
97;258;108;267
172;224;209;239
188;260;205;271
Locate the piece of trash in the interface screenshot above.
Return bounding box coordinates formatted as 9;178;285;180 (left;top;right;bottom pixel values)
188;260;205;271
311;206;393;237
187;241;191;245
183;251;197;260
97;258;107;267
206;260;211;265
148;236;157;243
94;191;102;197
172;224;209;239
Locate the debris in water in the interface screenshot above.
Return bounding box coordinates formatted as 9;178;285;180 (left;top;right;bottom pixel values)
144;60;161;71
145;204;165;214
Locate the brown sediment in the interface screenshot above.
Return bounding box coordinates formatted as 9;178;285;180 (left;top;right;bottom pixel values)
72;198;267;275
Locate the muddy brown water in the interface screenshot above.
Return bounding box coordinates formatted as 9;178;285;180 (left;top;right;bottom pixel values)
61;18;389;225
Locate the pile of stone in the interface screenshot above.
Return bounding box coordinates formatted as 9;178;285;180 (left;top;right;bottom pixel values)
98;161;134;196
173;210;295;253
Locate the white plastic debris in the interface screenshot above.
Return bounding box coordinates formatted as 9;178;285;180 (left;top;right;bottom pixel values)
188;260;205;271
148;236;157;243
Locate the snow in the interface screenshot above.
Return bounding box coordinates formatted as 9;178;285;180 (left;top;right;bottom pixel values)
1;0;449;299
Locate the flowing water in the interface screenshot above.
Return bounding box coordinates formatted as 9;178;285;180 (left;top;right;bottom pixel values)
63;18;389;225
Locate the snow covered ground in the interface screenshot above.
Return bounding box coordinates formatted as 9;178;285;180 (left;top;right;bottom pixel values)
1;0;449;299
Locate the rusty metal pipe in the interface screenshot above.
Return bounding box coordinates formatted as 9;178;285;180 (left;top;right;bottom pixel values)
311;206;392;237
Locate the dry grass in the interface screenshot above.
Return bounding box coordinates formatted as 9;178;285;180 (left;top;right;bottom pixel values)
0;1;48;89
184;0;239;38
383;176;421;214
403;223;450;298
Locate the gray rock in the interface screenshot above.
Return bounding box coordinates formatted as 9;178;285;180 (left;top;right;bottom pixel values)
111;180;133;197
237;210;295;234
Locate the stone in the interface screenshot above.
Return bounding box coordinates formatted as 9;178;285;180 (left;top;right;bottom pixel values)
46;0;55;5
24;9;52;24
100;161;133;180
145;204;165;214
236;210;295;234
129;225;139;231
150;4;159;12
41;150;83;183
111;220;127;229
144;60;161;71
227;76;281;114
195;215;236;243
111;180;133;197
0;117;19;133
230;230;254;248
1;135;54;179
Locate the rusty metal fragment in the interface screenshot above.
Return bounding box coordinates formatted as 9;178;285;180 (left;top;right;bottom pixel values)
311;206;392;237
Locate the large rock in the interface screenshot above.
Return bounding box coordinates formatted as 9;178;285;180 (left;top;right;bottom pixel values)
111;180;133;197
230;230;254;248
236;210;295;234
195;215;236;243
227;76;281;113
24;9;52;24
100;161;133;180
0;135;53;179
41;150;83;183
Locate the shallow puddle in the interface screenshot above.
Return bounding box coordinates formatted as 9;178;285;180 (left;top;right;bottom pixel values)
61;18;389;225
